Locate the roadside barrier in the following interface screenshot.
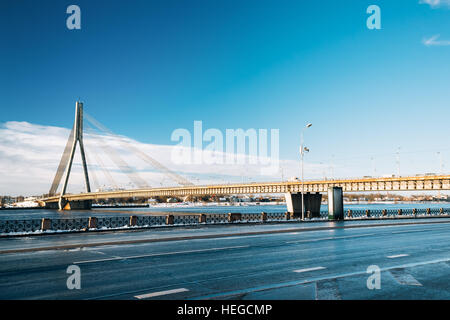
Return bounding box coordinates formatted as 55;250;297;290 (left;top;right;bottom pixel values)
0;208;449;235
228;213;242;222
88;217;97;229
166;215;174;225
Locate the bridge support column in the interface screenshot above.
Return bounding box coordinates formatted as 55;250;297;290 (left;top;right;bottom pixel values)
228;213;241;223
328;187;344;220
166;215;174;225
48;101;92;209
88;217;97;229
285;192;322;218
129;216;138;226
261;212;267;222
57;199;92;210
44;202;59;210
41;218;52;231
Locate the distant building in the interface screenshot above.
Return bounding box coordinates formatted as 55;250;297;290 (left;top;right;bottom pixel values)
0;196;14;205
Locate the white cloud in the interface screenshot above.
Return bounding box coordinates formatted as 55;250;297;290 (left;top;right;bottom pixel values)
0;121;327;196
419;2;450;46
423;34;450;46
419;0;450;8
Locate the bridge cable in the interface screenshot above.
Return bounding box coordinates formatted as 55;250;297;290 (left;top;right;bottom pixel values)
83;148;100;191
84;124;149;189
84;113;194;187
84;139;120;190
86;130;161;189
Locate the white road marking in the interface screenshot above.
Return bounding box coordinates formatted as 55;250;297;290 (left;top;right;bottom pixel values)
74;245;248;264
315;279;341;300
212;235;272;240
389;270;422;286
193;257;450;300
135;288;189;299
124;245;249;260
391;229;434;234
209;231;307;241
387;254;409;259
90;250;107;255
293;266;326;273
286;233;376;244
287;237;333;243
73;256;124;264
391;226;450;234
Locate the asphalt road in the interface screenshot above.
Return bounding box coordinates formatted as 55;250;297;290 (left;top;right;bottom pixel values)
1;218;450;300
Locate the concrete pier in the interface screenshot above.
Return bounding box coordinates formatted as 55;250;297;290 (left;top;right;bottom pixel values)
328;187;344;220
285;192;322;218
45;199;92;210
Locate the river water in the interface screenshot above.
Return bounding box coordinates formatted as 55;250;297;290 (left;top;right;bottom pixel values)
0;202;449;220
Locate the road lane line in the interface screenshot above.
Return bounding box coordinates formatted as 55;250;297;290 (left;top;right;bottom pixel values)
387;254;409;259
135;288;189;299
73;256;124;264
315;279;341;300
124;245;249;259
287;237;333;243
389;270;422;286
87;254;450;300
74;245;249;264
286;233;376;244
390;226;450;235
192;257;450;300
392;228;435;234
90;250;107;255
293;266;326;273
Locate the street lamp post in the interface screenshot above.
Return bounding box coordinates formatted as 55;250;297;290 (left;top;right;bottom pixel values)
396;147;401;177
437;152;443;174
300;123;312;220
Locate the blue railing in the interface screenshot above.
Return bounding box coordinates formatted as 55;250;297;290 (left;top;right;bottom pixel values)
0;208;449;235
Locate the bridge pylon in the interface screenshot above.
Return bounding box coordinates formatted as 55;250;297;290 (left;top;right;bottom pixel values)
49;101;91;210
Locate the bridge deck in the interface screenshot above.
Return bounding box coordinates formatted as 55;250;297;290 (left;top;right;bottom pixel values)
42;175;450;203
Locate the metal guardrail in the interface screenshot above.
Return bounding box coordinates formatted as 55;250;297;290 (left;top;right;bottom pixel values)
1;208;450;235
0;219;42;233
136;215;166;226
344;207;447;218
51;218;89;231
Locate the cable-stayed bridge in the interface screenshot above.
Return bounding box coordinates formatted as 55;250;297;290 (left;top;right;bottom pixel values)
41;101;450;213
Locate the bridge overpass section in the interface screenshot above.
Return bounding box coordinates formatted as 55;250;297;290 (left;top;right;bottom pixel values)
44;101;450;214
42;175;450;214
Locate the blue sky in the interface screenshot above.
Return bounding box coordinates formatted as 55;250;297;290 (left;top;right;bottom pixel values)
1;0;450;187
